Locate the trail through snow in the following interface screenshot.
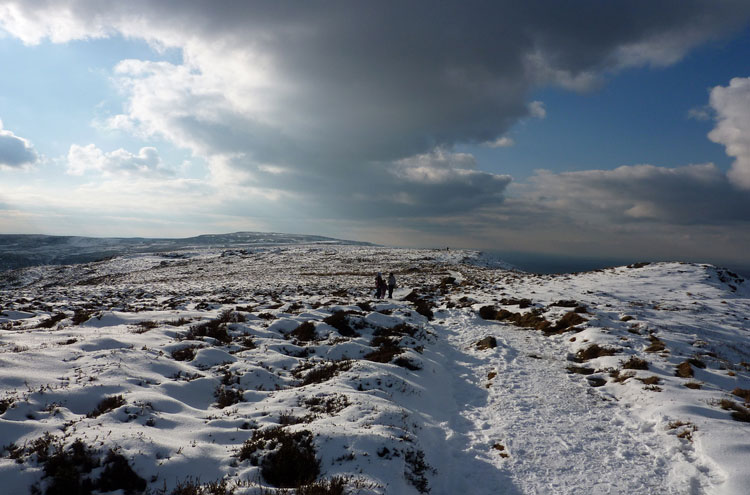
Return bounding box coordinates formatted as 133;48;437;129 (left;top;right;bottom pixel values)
423;309;720;495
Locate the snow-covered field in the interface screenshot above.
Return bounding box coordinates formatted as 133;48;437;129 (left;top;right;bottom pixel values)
0;244;748;494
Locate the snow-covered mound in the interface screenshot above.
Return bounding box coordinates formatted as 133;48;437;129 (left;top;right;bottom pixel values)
0;247;748;495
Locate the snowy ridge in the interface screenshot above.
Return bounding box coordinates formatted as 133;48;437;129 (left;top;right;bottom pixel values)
0;247;748;494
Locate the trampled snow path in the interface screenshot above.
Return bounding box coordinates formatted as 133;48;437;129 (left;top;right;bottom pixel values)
422;309;721;495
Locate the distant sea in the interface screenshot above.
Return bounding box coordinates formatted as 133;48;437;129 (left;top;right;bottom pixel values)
488;251;750;280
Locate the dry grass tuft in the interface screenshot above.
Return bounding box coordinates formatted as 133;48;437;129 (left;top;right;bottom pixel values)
620;356;649;370
575;344;617;362
645;334;666;353
675;361;694;378
731;388;750;403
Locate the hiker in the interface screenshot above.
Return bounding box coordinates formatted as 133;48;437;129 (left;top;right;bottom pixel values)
387;272;396;298
375;272;386;298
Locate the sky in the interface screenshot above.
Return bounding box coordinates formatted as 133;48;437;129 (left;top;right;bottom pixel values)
1;1;750;269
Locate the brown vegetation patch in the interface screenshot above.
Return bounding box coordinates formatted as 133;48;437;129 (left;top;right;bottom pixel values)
296;477;347;495
296;360;353;386
171;345;200;362
575;344;617;362
35;313;67;329
214;386;244;409
620;356;649;370
88;395;126;418
719;399;750;423
476;336;497;350
731;388;750;403
675;361;694;378
684;382;702;389
637;376;661;385
364;344;404;364
302;394;351;415
238;427;320;488
394;356;422;370
645;335;666;353
479;306;498;320
548;311;587;333
323;311;357;337
566;365;595;375
290;321;317;342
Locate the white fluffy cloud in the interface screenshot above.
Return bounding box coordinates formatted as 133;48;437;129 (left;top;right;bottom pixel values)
708;77;750;190
67;144;173;177
0;118;38;169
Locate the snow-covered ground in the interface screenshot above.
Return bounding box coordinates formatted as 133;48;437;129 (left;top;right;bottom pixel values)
0;245;748;494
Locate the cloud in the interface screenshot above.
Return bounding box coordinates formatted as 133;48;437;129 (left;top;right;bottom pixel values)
2;3;749;177
707;77;750;190
0;118;38;169
528;101;546;119
517;163;750;225
67;144;173;177
485;136;515;148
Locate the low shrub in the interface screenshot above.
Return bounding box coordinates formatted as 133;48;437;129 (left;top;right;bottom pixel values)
214;386;243;409
566;365;595;375
185;318;231;344
323;311;357;337
35;313;67;329
96;450;147;494
478;306;497;320
404;449;434;494
71;309;93;325
88;395;126;418
645;335;666;353
675;361;694;378
238;427;320;488
302;394;351;415
171;345;199;362
394;356;422;370
290;321;317;342
731;388;750;403
296;477;347;495
364;344;403;363
133;320;159;333
296;360;353;386
575;344;617;362
167;477;235;495
620;356;649;370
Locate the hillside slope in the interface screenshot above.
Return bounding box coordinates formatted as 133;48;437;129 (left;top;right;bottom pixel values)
0;246;748;494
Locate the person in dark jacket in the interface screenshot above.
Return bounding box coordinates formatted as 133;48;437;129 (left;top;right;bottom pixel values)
387;272;396;298
375;272;385;298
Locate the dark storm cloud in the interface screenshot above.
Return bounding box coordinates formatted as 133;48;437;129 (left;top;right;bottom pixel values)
520;164;750;225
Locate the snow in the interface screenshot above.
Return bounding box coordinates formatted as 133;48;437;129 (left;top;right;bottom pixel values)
0;245;748;494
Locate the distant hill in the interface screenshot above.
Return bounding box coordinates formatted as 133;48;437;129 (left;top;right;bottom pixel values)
0;232;372;271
